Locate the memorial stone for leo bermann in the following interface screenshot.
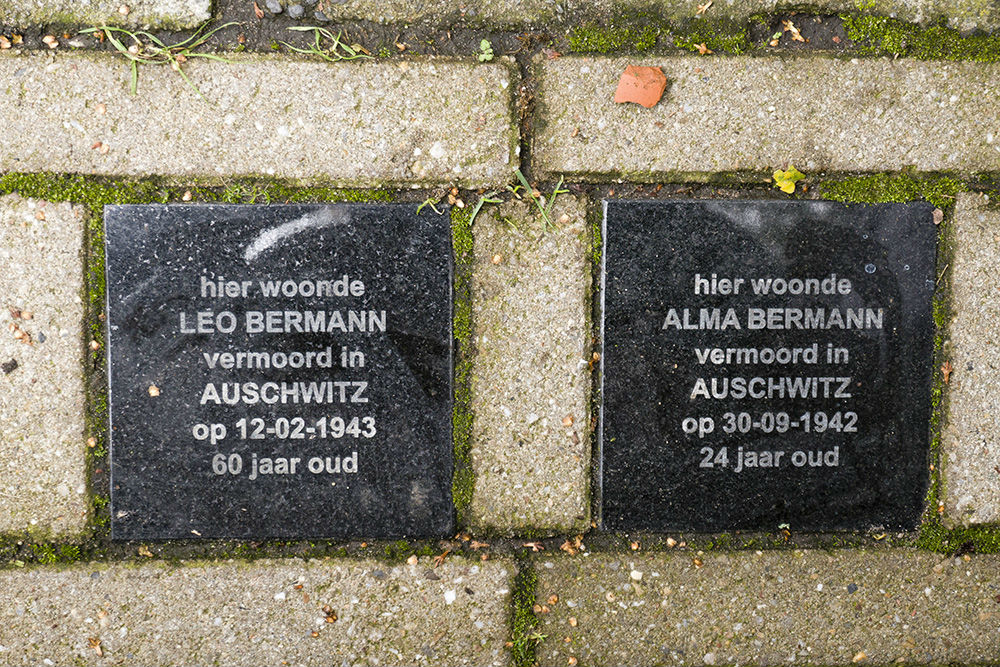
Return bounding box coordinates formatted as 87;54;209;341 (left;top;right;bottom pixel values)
104;204;453;540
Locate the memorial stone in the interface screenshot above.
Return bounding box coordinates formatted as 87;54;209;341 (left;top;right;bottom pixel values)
601;200;936;531
105;204;453;540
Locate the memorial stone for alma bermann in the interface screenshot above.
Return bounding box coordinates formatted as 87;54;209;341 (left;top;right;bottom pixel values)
600;200;936;531
104;204;453;540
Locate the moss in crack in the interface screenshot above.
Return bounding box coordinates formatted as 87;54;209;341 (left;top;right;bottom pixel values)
842;14;1000;62
567;16;750;55
510;553;541;667
451;206;476;524
820;173;967;210
916;523;1000;553
671;19;751;55
568;21;660;53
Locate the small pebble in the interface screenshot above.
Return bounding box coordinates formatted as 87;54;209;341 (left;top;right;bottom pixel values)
265;0;282;13
314;9;329;21
287;3;304;17
1;359;17;375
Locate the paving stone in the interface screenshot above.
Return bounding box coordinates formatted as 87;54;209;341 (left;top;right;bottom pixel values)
0;0;210;30
943;192;1000;525
533;56;1000;180
280;0;563;26
0;194;88;537
0;54;518;189
0;557;513;666
535;549;1000;666
468;195;592;535
580;0;1000;31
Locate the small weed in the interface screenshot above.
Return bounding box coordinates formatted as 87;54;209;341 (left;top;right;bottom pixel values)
281;27;371;62
80;21;237;101
469;190;502;226
513;169;568;231
417;197;444;215
477;39;494;61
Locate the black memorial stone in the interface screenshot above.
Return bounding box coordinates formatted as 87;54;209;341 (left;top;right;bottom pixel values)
601;200;936;531
105;204;453;540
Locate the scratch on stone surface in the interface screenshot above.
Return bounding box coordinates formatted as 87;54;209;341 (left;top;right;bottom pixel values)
243;207;348;263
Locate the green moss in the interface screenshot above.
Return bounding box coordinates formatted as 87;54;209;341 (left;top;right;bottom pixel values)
568;21;660;53
820;173;967;210
671;19;751;55
382;539;414;560
590;204;603;268
510;555;541;667
916;523;1000;553
842;14;1000;62
450;206;476;522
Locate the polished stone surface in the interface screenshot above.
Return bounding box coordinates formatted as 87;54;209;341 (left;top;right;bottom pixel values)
105;204;453;539
601;200;936;531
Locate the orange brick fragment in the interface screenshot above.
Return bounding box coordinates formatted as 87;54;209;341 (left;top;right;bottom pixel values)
614;65;667;108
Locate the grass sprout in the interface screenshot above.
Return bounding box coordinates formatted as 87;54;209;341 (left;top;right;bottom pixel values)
281;27;372;62
417;197;444;215
514;169;568;231
81;21;237;101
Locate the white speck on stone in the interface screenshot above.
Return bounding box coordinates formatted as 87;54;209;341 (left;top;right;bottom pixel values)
214;617;222;626
816;583;823;591
630;570;643;581
430;142;446;159
924;587;932;597
274;591;286;601
526;413;540;425
444;590;456;605
704;652;716;665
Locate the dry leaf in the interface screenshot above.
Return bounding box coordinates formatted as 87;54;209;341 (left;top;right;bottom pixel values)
470;540;489;550
695;0;712;15
89;637;103;657
853;651;867;663
433;549;451;567
782;19;805;42
941;360;953;384
148;384;160;397
933;208;944;225
138;544;153;557
696;43;713;55
253;1;264;18
523;541;545;552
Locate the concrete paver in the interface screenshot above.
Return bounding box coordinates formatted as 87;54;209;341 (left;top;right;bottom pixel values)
0;557;513;666
535;549;1000;666
468;196;592;535
943;192;1000;525
0;0;210;30
533;56;1000;179
0;194;88;537
0;54;518;189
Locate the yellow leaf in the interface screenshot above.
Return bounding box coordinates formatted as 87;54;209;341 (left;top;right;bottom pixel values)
772;166;805;194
